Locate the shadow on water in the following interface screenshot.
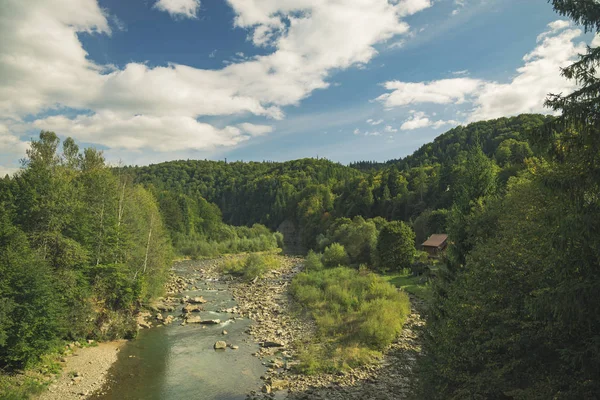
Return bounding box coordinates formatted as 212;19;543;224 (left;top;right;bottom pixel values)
91;260;267;400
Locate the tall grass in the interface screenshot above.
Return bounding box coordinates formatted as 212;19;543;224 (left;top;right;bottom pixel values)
219;253;282;281
291;267;410;374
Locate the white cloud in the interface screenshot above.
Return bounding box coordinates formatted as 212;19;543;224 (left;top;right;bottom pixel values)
353;128;360;135
366;118;384;125
400;111;457;130
537;19;570;42
592;34;600;48
0;123;29;154
452;69;469;75
32;112;247;151
377;21;588;123
0;0;431;155
0;165;19;177
154;0;201;19
237;122;273;136
376;78;483;107
384;125;398;133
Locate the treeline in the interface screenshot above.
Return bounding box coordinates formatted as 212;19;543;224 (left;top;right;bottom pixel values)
0;132;172;369
130;113;549;250
152;190;283;258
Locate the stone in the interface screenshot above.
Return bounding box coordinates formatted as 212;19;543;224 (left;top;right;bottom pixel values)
189;296;207;304
214;341;227;350
262;384;272;394
200;319;220;325
222;330;228;335
185;315;202;324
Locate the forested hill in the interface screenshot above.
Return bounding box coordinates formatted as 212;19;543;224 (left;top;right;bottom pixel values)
130;158;361;229
349;113;553;172
130;113;550;249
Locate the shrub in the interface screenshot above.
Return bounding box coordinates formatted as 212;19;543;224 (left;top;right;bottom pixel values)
304;250;324;271
291;267;410;373
219;254;281;282
322;243;349;268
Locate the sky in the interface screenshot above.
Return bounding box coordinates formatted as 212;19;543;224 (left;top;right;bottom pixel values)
1;0;598;174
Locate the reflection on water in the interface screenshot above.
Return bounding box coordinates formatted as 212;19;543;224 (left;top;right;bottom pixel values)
92;261;266;400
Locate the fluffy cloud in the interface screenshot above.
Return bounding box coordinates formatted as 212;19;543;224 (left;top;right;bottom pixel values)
237;122;274;136
384;125;398;133
32;113;247;151
0;0;431;154
154;0;201;19
366;118;384;125
376;78;483;107
377;21;588;123
400;111;457;130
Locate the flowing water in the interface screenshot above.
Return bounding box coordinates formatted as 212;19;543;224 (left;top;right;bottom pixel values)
91;260;266;400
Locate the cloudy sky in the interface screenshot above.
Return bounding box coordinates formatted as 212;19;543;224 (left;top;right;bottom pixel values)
0;0;598;174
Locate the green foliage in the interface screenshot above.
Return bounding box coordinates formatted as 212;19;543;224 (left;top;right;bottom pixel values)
382;269;432;302
304;250;324;271
321;243;349;268
375;221;416;273
0;132;172;370
0;376;46;400
291;267;410;373
219;254;282;282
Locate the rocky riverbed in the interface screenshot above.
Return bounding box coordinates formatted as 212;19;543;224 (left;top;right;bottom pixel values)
187;255;425;400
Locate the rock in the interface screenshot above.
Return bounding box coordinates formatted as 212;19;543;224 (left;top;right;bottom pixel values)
189;296;207;304
185;315;202;324
156;313;164;321
262;384;272;394
200;319;220;325
214;341;227;350
222;330;228;335
182;304;202;313
260;341;285;348
229;344;239;350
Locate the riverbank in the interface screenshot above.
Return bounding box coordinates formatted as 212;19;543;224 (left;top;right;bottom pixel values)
36;341;126;400
199;255;425;399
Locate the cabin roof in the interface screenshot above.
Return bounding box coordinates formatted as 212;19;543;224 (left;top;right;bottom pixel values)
422;234;448;248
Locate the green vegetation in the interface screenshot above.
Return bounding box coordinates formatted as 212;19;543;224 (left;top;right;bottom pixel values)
0;376;46;400
291;267;410;374
383;270;432;302
0;132;172;370
219;253;282;282
416;2;600;398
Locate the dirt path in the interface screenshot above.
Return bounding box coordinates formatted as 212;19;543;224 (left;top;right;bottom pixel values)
36;341;126;400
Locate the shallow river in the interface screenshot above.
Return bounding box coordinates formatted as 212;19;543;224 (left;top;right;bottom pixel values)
91;260;266;400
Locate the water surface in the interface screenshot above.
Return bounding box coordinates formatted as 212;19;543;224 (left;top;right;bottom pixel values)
92;261;266;400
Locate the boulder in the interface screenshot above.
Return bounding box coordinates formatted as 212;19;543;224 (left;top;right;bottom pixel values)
200;319;220;325
214;341;227;350
182;304;202;313
189;296;207;304
185;315;202;324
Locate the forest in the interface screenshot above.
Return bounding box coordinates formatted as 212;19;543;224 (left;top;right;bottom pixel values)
1;0;599;398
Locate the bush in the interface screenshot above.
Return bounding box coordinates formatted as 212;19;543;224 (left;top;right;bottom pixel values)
291;267;410;373
219;254;281;282
304;250;324;271
322;243;349;268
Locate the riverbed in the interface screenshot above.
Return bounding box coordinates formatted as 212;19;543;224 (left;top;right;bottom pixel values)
90;260;267;400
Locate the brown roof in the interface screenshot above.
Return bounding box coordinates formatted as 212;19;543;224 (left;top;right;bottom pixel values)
422;234;448;248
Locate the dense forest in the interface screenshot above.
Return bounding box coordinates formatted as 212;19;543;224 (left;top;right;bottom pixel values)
1;0;599;397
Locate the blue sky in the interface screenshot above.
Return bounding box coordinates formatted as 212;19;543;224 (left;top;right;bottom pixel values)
0;0;597;173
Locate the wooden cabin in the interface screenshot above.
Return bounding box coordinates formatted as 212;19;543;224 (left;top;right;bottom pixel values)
421;234;448;257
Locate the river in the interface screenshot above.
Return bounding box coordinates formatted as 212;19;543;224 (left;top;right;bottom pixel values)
91;260;267;400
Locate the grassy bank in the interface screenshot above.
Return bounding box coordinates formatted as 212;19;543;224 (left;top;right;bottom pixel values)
218;253;282;281
290;267;410;374
382;269;433;302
